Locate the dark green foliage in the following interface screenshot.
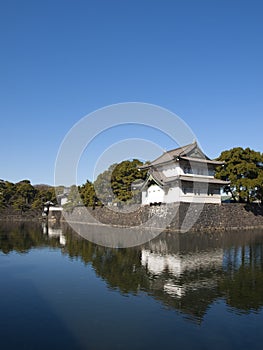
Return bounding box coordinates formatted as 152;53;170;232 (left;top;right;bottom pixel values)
32;186;57;209
16;180;36;205
92;159;147;204
93;164;117;204
111;159;147;202
0;179;36;212
0;222;62;254
79;180;103;208
0;159;147;212
0;181;16;207
0;180;57;212
62;185;82;210
216;147;263;203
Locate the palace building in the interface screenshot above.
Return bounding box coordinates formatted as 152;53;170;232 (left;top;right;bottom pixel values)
138;142;229;205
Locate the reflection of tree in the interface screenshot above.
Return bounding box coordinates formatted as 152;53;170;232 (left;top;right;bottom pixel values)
62;226;149;294
60;227;225;322
1;222;263;321
0;222;61;254
61;227;263;321
220;241;263;313
220;266;263;313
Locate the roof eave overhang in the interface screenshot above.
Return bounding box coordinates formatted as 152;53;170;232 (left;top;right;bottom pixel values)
138;158;224;170
139;158;179;170
179;156;225;165
141;174;164;190
179;175;230;185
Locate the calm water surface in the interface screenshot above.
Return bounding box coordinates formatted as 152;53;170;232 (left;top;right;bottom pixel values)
0;222;263;350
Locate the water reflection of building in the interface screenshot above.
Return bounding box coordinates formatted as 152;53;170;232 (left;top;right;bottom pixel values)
141;249;223;277
141;248;223;299
3;222;262;323
42;223;66;245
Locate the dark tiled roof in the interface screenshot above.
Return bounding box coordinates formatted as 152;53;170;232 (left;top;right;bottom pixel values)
139;142;215;169
139;142;229;188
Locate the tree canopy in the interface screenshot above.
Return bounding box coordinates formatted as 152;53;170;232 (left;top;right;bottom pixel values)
0;180;57;212
216;147;263;203
111;159;147;202
79;180;97;207
93;159;147;204
0;159;147;212
2;148;263;212
61;159;147;209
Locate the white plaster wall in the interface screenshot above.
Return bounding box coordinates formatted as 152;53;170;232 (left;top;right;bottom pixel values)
179;193;221;204
145;184;164;204
164;186;180;203
183;165;213;177
49;206;63;211
162;164;182;177
61;197;68;206
179;183;222;203
141;190;148;205
141;178;222;205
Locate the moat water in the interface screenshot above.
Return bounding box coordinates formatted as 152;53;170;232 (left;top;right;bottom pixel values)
0;222;263;350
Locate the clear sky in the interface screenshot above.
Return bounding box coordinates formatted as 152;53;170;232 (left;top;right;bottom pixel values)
0;0;262;185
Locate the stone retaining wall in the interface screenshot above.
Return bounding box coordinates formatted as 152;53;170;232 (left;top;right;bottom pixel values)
176;203;263;231
61;203;263;232
0;208;41;222
2;203;262;232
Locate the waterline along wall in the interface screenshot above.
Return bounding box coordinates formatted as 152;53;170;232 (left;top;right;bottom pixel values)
1;203;262;232
62;203;263;232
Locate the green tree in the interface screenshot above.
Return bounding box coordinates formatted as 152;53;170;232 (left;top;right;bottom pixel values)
15;180;36;205
216;147;263;203
93;164;117;204
93;160;147;205
32;186;57;209
10;180;37;212
0;180;5;208
79;180;100;207
0;180;58;212
13;197;30;213
111;159;147;202
0;181;16;207
63;185;81;210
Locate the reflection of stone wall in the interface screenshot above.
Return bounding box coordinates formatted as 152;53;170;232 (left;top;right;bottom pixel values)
62;203;263;232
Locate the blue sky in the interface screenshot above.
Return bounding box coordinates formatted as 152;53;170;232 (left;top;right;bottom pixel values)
0;0;262;185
